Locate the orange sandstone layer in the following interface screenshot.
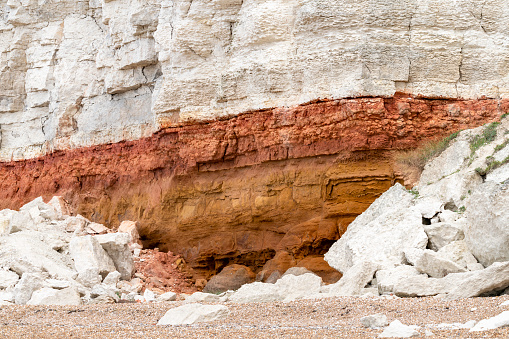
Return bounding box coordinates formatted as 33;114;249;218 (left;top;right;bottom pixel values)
0;94;506;277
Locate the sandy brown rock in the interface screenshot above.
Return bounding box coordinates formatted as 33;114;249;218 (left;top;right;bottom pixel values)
203;264;256;294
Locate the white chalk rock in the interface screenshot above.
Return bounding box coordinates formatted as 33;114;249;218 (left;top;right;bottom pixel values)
464;181;509;267
0;269;19;289
157;303;228;326
325;184;427;273
27;287;82;305
185;292;222;303
274;272;322;301
423;222;464;251
69;235;116;286
361;313;388;329
404;248;466;278
159;291;177;302
229;282;281;304
379;320;420;338
327;261;379;296
436;240;482;270
94;233;134;280
470;311;509;332
446;261;509;300
13;273;45;305
376;265;421;295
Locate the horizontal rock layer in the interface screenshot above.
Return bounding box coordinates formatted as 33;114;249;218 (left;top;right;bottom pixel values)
0;96;505;276
1;0;509;159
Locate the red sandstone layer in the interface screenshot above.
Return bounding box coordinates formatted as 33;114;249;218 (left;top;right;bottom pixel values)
0;95;506;277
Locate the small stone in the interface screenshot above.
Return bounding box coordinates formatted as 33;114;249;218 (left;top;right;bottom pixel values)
360;313;388;329
143;288;156;302
159;291;177;301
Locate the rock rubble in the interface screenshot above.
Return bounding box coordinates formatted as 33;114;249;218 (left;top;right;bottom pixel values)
0;196;169;305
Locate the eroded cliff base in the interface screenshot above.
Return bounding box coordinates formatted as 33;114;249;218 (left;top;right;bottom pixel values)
0;94;506;278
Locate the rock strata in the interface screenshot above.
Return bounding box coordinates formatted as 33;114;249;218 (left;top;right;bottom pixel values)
0;95;505;277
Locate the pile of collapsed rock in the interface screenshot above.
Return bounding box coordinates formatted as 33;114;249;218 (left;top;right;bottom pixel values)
0;196;177;305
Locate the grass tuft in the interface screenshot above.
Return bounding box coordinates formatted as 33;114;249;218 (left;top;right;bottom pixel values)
396;131;460;171
470;122;500;154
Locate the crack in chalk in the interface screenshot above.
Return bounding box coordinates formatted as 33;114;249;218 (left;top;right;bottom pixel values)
186;45;205;59
480;1;488;34
184;0;193;16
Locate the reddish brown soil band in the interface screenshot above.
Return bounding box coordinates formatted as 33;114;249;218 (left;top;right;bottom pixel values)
0;94;506;277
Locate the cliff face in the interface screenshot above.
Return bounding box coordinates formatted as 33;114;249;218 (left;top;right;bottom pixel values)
1;0;509;160
0;95;505;276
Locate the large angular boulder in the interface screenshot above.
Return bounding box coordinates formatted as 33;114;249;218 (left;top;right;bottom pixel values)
376;265;421;295
423;222;464;251
13;273;44;305
203;264;256;294
228;282;281;303
27;287;82;305
446;261;509;300
404;248;466;278
393;272;475;297
94;233;134;280
436;240;483;270
326;261;379;296
0;269;19;289
69;235;116;286
325;184;427;273
464;181;509;267
274;272;322;301
157;303;228;326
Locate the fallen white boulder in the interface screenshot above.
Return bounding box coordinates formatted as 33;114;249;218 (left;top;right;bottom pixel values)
379;320;420;338
404;248;466;278
157;303;228;326
325;184;427;273
470;311;509;332
94;233;134;280
69;235;116;286
27;287;82;305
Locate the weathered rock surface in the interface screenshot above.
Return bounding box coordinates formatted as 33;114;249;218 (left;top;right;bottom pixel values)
325;261;379;296
69;235;116;286
376;265;422;295
27;287;82;306
446;262;509;300
228;282;281;304
157;304;228;326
